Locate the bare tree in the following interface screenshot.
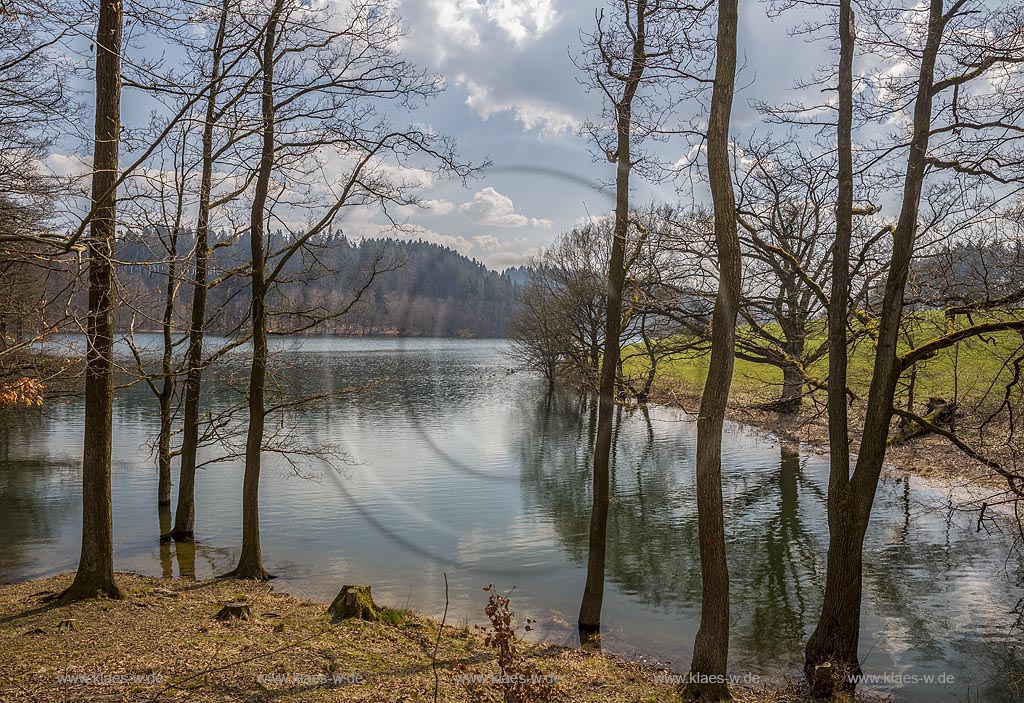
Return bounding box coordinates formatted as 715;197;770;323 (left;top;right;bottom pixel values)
122;127;191;507
621;204;715;402
222;0;474;580
684;0;739;697
511;219;612;390
804;0;1024;694
733;139;888;412
511;204;710;402
0;0;81;404
574;0;699;641
172;0;240;540
60;0;124;602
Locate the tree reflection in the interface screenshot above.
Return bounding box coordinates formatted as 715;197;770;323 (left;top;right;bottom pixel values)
517;394;830;667
0;412;80;578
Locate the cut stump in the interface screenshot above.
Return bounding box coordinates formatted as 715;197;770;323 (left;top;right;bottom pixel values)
327;585;378;622
215;602;253;621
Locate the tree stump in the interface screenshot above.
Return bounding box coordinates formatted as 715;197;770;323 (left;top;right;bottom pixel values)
327;585;378;622
215;602;253;621
57;619;77;632
891;397;957;444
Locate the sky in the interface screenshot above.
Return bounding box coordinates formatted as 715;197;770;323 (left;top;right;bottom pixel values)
321;0;832;271
43;0;834;271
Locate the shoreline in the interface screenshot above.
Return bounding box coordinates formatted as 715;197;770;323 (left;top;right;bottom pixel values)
646;381;1008;493
0;572;801;702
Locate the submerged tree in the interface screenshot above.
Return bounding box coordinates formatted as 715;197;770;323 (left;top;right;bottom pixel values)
122;123;192;507
224;0;474;580
685;0;739;697
171;0;241;540
573;0;700;642
803;0;1024;695
514;219;612;390
511;204;711;399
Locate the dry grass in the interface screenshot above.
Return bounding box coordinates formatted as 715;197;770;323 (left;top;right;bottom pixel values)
0;573;805;703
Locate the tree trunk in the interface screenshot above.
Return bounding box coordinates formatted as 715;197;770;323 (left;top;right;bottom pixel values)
157;216;181;506
638;317;657;403
804;1;860;691
60;0;124;602
805;0;943;695
685;0;739;699
157;379;173;505
171;0;229;540
804;488;867;697
777;362;804;413
159;504;173;578
578;0;649;643
225;2;279;581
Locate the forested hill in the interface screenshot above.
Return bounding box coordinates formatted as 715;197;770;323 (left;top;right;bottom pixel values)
114;234;524;338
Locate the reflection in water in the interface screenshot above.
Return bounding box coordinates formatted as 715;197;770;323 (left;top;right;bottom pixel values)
0;411;82;580
158;506;196;579
0;336;1022;702
159;505;172;579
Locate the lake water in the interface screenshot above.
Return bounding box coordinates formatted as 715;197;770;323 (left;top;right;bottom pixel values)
1;336;1021;701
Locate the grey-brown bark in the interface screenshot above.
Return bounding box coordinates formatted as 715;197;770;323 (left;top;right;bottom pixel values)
803;0;858;689
578;0;649;641
170;0;230;541
804;0;942;694
60;0;124;602
156;208;181;506
684;0;739;698
223;0;280;581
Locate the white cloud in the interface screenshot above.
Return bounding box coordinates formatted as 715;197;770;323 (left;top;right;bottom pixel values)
471;234;502;251
405;226;474;253
421;198;455;215
428;0;483;50
485;0;559;45
45;153;91;178
459;187;553;228
424;0;559;49
391;197;456;220
486;247;541;269
458;76;579;136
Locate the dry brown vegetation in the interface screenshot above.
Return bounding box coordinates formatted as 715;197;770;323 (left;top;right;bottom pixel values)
0;573;807;703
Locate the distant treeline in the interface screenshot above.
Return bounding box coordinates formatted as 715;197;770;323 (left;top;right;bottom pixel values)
64;233;526;338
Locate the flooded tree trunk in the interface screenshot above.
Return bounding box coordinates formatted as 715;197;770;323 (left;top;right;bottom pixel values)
61;0;124;602
805;490;868;695
577;0;648;643
804;0;860;690
157;215;181;506
225;2;279;581
685;0;739;698
157;369;173;505
806;0;942;695
171;0;230;540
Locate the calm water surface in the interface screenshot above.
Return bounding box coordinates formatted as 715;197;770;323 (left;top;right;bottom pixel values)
1;337;1021;702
